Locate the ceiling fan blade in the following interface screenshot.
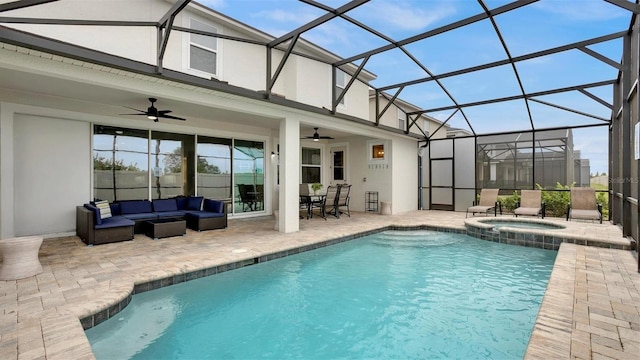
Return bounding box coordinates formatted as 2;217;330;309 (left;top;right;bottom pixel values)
159;114;186;121
122;106;146;113
120;99;185;121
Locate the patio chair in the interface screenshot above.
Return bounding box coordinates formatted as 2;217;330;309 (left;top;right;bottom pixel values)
514;190;545;218
466;189;502;218
567;187;602;224
300;183;312;219
255;184;264;211
335;184;351;218
237;184;256;211
312;185;339;220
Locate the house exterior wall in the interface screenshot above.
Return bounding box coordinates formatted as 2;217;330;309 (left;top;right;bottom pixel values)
2;0;369;111
0;0;422;238
3;0;161;64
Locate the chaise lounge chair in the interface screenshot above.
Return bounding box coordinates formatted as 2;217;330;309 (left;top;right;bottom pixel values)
466;189;502;218
514;189;545;218
567;187;602;224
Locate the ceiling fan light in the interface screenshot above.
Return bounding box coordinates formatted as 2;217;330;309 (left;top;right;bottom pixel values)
147;114;158;120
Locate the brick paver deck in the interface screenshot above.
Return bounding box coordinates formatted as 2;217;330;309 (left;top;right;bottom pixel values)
0;211;638;359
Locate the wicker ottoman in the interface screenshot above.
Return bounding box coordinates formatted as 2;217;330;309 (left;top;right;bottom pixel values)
0;236;43;280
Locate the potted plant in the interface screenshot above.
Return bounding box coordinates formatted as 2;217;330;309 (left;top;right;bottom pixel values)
311;183;323;195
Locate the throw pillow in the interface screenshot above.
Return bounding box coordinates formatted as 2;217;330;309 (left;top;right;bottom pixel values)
95;200;112;220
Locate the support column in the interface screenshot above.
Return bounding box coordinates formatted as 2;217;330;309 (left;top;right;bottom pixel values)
278;117;300;233
0;103;15;238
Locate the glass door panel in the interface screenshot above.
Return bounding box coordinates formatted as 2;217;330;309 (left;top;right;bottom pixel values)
234;139;264;213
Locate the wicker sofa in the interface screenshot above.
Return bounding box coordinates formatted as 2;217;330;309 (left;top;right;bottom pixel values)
76;196;227;246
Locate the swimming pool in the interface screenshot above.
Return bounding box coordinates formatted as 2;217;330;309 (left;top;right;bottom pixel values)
86;230;556;359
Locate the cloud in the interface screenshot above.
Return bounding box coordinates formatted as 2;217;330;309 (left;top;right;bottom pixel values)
252;9;317;26
198;0;227;9
533;0;627;22
366;0;457;31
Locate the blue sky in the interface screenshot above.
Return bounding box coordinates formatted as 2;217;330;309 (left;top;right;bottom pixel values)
199;0;631;174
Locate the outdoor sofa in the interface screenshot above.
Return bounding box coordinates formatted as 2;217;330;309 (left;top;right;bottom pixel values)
76;196;227;246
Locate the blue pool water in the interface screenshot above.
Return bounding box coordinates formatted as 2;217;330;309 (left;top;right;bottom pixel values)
86;230;556;359
480;220;564;230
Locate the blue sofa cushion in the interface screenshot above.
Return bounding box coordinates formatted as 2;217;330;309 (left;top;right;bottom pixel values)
156;211;186;219
84;203;102;225
187;196;204;211
109;202;121;216
175;196;188;210
203;199;224;213
120;200;153;214
186;211;225;219
121;213;158;221
95;216;135;230
153;199;178;212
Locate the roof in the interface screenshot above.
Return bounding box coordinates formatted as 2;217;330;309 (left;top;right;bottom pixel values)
0;0;635;137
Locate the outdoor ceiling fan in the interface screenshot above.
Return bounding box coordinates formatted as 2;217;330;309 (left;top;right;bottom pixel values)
302;127;333;142
120;97;185;122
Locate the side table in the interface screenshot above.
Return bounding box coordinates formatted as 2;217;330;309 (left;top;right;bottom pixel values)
0;236;43;280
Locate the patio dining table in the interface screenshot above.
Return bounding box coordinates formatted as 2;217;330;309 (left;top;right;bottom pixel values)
300;194;325;219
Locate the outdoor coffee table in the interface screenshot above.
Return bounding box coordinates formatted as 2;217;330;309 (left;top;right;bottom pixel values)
144;218;186;240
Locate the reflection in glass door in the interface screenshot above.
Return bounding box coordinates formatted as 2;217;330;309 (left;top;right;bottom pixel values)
150;131;195;199
233;139;264;214
197;136;232;201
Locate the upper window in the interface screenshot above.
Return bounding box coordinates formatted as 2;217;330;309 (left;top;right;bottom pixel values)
398;109;405;130
335;69;346;106
190;19;218;76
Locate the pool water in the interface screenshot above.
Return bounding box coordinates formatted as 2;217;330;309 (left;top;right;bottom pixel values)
86;230;556;359
480;220;564;230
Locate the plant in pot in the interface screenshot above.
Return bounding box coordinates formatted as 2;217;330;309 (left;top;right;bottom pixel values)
311;183;323;195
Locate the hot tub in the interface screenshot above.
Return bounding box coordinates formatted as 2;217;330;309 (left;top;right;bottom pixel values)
464;217;566;250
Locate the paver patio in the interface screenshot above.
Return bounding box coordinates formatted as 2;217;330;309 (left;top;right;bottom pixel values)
0;210;638;359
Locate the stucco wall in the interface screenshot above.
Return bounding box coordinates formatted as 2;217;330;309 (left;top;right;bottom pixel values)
11;113;91;237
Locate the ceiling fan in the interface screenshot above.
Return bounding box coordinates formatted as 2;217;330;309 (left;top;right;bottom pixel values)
120;97;185;122
302;127;334;142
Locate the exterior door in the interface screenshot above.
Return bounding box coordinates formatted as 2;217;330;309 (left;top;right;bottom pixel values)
430;158;454;211
330;146;347;184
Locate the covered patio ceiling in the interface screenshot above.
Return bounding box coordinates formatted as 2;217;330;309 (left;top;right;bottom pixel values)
0;0;636;140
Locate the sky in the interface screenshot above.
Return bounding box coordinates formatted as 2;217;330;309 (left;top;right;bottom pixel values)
197;0;632;174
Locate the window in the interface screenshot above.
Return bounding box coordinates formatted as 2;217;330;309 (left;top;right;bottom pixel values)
398;109;405;130
372;144;385;159
93;126;149;202
367;139;388;164
301;147;321;183
335;69;346;106
190;19;218;76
